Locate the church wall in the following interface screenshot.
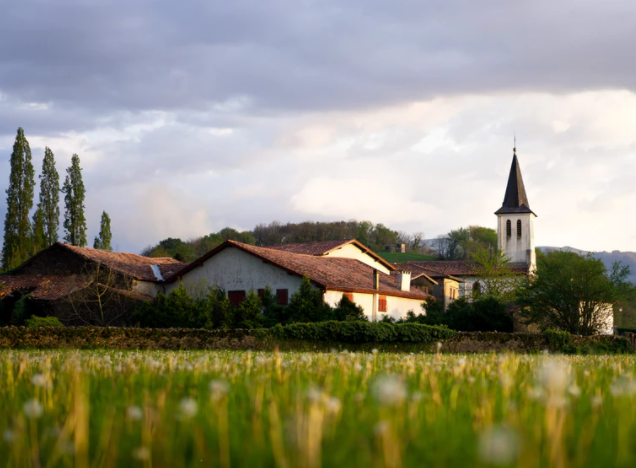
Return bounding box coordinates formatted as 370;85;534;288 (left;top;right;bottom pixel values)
497;213;536;267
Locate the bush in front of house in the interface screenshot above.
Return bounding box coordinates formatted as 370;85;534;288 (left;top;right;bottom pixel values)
24;316;64;328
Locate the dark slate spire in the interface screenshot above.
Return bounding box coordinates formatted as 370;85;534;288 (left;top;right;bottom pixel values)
495;148;536;216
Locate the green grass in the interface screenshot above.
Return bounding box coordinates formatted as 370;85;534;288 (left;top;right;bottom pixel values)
1;350;636;467
374;251;436;263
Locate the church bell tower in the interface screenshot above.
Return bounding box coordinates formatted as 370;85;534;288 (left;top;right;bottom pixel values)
495;148;537;270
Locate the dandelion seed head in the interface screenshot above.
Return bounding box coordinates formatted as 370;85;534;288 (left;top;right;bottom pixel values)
178;398;198;418
31;373;47;387
126;405;143;421
478;425;519;466
133;446;151;461
371;375;407;407
23;399;43;419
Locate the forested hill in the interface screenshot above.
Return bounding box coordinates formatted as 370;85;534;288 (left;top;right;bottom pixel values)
141;221;427;262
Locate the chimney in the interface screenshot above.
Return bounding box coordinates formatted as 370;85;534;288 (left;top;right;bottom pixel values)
396;271;411;292
373;269;380;290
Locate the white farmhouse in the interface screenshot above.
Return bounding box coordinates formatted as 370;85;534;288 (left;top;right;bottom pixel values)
153;239;430;321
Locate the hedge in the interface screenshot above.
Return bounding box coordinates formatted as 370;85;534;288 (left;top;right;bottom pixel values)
0;323;632;354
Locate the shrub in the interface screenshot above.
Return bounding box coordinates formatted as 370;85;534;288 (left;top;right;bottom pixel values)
234;291;262;329
133;284;212;329
543;329;572;351
332;294;368;322
261;286;288;327
25;316;64;328
287;277;332;323
445;297;512;332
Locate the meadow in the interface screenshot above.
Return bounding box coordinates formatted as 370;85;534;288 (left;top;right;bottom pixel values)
1;350;635;468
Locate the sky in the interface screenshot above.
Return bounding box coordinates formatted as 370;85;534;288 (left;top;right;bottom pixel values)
1;0;636;253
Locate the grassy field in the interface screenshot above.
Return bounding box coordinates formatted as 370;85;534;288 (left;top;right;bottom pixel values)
374;251;436;263
1;350;636;468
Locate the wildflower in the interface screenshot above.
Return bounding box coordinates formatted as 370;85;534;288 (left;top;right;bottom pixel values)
371;375;407;407
567;385;582;398
371;348;378;354
209;380;230;401
326;397;342;414
31;373;47;387
436;342;442;351
23;399;43;419
126;405;143;421
478;425;519;466
3;430;15;442
133;447;151;461
353;364;363;372
374;421;389;436
178;398;198;419
539;359;569;393
590;395;603;408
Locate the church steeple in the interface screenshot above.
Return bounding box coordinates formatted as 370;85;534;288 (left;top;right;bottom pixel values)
494;148;536;216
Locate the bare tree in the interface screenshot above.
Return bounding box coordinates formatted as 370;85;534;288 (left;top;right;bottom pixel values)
57;262;142;326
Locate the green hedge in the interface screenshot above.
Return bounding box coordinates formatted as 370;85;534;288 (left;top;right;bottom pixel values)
24;316;64;329
0;324;631;353
269;321;456;343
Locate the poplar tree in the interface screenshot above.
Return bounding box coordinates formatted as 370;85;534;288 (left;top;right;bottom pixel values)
31;208;45;254
38;147;60;246
93;211;112;251
62;154;87;247
2;128;35;270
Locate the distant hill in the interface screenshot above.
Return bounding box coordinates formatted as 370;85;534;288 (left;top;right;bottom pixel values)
538;247;636;284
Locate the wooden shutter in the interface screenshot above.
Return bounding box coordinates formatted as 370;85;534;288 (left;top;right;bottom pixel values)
379;296;387;312
345;293;354;302
276;289;289;305
257;289;265;299
228;290;246;308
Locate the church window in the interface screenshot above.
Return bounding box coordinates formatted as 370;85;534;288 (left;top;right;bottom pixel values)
517;220;522;238
506;220;511;238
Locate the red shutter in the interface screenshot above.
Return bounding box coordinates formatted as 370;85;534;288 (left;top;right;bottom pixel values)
276;289;289;305
345;293;354;302
228;291;246;308
379;296;387;312
257;289;265;299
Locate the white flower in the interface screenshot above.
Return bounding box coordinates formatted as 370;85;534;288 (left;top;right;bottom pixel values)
23;399;43;419
133;447;151;461
591;396;603;408
371;349;378;354
178;398;198;418
478;425;519;466
539;359;570;393
567;385;582;398
126;405;143;421
31;374;47;387
436;342;442;350
209;380;230;401
326;397;342;414
371;375;407;407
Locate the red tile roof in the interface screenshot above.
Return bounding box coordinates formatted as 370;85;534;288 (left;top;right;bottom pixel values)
170;241;429;300
0;274;92;300
47;243;187;281
404;260;529;277
265;239;395;271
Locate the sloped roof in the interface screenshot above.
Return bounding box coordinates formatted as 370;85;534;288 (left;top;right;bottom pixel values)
405;260;529;278
169;241;428;300
23;243;188;282
495;151;536;216
0;274;92;300
266;239;395;271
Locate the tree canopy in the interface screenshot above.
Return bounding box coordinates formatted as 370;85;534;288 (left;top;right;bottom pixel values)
62;154;87;247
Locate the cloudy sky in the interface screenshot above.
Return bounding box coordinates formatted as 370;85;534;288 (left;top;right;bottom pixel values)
1;0;635;253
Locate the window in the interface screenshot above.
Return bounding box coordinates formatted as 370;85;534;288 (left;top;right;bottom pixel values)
517;220;522;238
276;289;289;305
344;293;354;302
228;290;246;308
257;289;265;299
379;296;387;312
506;220;512;238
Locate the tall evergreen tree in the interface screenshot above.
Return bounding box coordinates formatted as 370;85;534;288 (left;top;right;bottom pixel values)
38;147;60;247
2;128;35;270
31;207;45;254
62;154;87;247
93;211;112;251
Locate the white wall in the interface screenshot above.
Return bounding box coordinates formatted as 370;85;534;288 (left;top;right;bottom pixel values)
164;247;305;298
324;290;426;322
497;213;536;268
323;244;391;275
133;280;162;297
